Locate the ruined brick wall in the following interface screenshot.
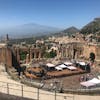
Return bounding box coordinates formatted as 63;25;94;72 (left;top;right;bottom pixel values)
13;47;43;64
6;47;12;67
0;48;6;63
95;45;100;60
63;42;100;61
0;47;12;67
83;44;99;60
63;43;84;59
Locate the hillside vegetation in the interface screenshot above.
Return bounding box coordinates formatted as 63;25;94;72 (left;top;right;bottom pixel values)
80;18;100;35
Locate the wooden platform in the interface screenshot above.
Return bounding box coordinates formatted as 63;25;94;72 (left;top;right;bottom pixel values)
25;67;86;80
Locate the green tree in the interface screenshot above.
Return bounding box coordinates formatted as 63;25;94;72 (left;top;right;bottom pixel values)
20;51;28;60
49;49;57;58
44;50;57;58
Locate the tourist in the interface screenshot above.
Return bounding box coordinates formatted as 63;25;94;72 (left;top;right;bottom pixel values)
79;75;85;82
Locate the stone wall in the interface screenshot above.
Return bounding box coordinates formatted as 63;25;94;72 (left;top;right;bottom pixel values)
59;42;100;62
0;47;12;67
83;43;100;61
0;48;5;63
96;45;100;60
14;47;43;64
0;42;99;68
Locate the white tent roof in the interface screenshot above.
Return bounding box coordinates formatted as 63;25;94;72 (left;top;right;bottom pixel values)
67;66;77;70
80;78;100;87
56;64;77;70
80;81;95;87
88;78;100;84
64;62;73;65
46;63;55;67
57;64;67;69
55;67;63;71
78;62;86;66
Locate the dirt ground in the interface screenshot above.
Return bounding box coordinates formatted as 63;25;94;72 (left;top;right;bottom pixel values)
44;65;100;89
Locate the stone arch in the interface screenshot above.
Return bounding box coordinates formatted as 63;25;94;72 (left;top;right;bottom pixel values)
30;48;42;59
89;52;95;62
36;51;39;58
32;52;35;58
73;48;77;59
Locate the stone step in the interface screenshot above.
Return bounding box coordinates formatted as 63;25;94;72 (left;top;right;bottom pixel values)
9;68;17;73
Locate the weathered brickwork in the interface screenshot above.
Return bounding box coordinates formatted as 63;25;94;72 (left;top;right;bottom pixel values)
0;47;12;67
0;40;99;67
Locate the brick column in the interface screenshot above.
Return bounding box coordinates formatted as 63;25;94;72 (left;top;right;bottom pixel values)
17;48;20;63
30;49;33;60
38;52;41;58
34;52;37;58
26;54;30;63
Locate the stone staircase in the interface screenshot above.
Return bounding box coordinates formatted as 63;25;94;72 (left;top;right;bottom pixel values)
0;64;9;76
7;67;20;81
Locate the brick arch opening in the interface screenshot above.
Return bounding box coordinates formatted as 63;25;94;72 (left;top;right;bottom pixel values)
19;50;28;61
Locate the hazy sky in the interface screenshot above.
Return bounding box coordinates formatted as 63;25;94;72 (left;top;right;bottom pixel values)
0;0;100;29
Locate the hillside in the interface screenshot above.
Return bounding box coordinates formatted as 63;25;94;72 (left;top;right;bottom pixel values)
63;26;79;35
8;26;80;44
52;26;79;37
80;18;100;35
0;23;62;39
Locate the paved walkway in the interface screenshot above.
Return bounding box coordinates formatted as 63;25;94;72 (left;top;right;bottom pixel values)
0;64;100;100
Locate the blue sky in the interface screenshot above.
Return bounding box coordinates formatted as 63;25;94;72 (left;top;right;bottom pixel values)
0;0;100;29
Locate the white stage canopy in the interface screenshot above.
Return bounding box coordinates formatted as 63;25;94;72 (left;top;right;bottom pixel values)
78;62;86;66
64;62;73;66
55;64;77;71
46;63;55;67
88;78;100;84
55;67;63;71
80;81;95;87
80;78;100;87
67;66;77;70
56;64;67;69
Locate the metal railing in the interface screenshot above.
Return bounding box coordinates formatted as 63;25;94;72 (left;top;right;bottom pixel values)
0;81;74;100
